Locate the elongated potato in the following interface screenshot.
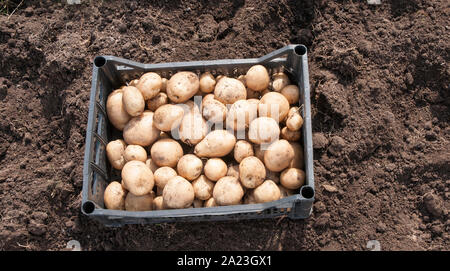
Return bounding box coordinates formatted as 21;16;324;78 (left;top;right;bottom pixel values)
214;77;247;104
272;72;290;92
280;168;306;189
259;92;290;122
147;92;168;111
233;140;254;163
253;180;281;203
289;142;304;169
125;192;153;211
199;72;216;93
246;65;270;91
104;181;127;210
106;89;131;131
123;145;147;162
202;98;227;123
286;107;303;131
153;166;177;189
281;85;300;105
248;117;280;144
106;139;127;170
204;158;227;181
263;139;294;172
136;72;162;100
150;138;183;167
153;104;185;132
167;71;199;103
281;126;301;141
177;154;203;181
121;160;154;196
163;176;195;209
194;130;236;158
227;100;258;131
123;111;160;146
178;109;208;145
192;175;215;200
213;176;244;206
122;86;145;117
239;156;266;189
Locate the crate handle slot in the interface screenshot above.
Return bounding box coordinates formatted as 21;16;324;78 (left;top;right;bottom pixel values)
90;162;108;181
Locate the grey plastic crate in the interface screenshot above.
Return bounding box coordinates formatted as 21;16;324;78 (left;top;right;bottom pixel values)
81;44;314;227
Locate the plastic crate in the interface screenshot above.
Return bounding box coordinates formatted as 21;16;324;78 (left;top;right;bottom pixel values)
81;44;315;227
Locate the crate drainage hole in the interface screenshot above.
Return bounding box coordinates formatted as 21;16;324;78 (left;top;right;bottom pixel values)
94;56;106;68
294;45;307;56
82;201;95;214
301;186;314;199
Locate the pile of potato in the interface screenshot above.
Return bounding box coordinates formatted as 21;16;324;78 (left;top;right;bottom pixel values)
103;64;306;211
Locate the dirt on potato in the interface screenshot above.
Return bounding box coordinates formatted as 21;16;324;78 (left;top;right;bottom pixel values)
0;0;448;250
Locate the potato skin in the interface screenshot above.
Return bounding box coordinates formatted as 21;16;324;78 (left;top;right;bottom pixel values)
150;138;184;168
226;100;258;131
234;140;254;163
106;89;131;131
263;139;295;172
104;181;127;210
248;117;280;145
153;166;177;189
226;163;240;179
192;175;215;200
177;154;203;181
136;72;162;100
281;85;300;105
281;126;301;141
123;111;160;146
122;86;145;117
147;92;168;111
178;109;208;145
145;158;159;173
214;77;247;105
213;176;244;206
123;145;147;162
258;92;290;122
239;156;266;189
253;180;281;203
153;104;185;132
163;176;195;209
194;130;236;158
167;71;200;103
152;196;165;210
202;98;227;123
286;107;303;131
199;72;216;93
125;193;153;211
272;72;290;92
204;197;218;207
280;168;306;189
121;160;155;196
246;65;270;91
204;158;227;181
106;139;127;170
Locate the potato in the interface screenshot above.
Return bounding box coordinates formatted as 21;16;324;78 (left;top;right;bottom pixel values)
129;79;139;87
123;145;147;162
286;107;303;131
289;142;304;169
226;163;240;179
248;117;280;144
216;75;225;82
226;100;258;131
259;92;290;122
121;160;155;196
178;109;208;145
281;85;300;105
245;65;270;91
247;98;260;107
135;72;162;100
194;130;236;158
153;166;177;189
199;72;216;93
281;127;301;141
253;145;266;161
202;98;227;123
153;104;185;132
145;158;159;172
106;89;131;131
104;181;127;210
147;92;168;111
237;75;246;86
125;192;153;211
239;156;266;189
272;72;290;92
253;180;281;203
150;138;183;167
263;139;294;172
213;176;244;206
233;140;254;163
152;196;165;210
204;158;227;181
266;170;280;184
123;111;160;146
106;139;127;170
163;176;195;209
280;168;306;189
192;175;215;200
193;199;204;208
204;197;218;207
279;185;295;199
122;86;145;117
214;77;247;104
167;71;199;103
177;154;203;181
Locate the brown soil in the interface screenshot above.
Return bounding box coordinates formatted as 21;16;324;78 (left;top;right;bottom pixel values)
0;0;448;251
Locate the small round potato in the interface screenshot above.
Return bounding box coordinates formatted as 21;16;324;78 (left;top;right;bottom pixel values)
202;98;227;123
234;140;254;163
147;92;168;111
263;139;294;172
125;192;153;211
272;72;290;92
280;168;306;189
245;65;270;91
204;158;227;181
123;145;147;162
136;72;162;100
204;197;218;207
227;100;258;131
226;163;240;179
239;156;266;189
145;158;159;172
248;117;280;144
253;180;281;203
106;139;127;170
281;85;300;105
213;176;244;206
163;176;195;209
289;142;304;169
121;160;155;196
167;71;200;103
153;166;177;189
281;127;301;141
122;86;145;117
286;107;303;131
152;196;165;210
192;175;215;200
150;138;184;168
214;77;247;105
194;130;236;158
106;89;131;131
123;111;160;146
177;154;203;181
104;181;127;210
153;104;185;132
259;92;290;122
199;72;216;93
178;110;208;145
